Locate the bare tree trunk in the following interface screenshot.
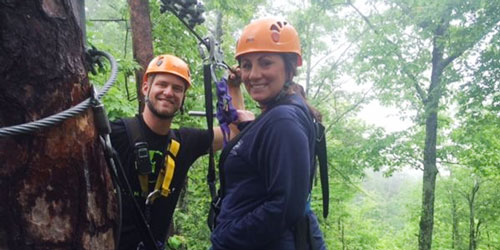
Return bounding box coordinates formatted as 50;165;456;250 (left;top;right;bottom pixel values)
0;1;117;249
451;188;462;249
128;0;154;113
418;21;447;250
304;23;314;97
337;215;346;250
418;67;441;250
467;181;480;250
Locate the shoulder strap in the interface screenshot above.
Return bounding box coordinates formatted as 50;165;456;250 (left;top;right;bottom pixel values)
158;134;180;197
315;122;329;218
121;115;145;147
122;116;150;197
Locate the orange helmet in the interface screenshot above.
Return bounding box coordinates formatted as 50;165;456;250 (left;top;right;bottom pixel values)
235;17;302;66
144;54;191;89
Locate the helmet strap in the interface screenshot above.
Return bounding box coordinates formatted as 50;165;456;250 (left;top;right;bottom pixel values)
179;96;186;115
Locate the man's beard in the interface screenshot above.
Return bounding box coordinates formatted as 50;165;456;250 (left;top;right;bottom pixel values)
146;98;177;120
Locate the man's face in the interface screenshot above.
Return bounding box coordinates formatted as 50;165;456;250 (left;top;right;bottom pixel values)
143;73;186;119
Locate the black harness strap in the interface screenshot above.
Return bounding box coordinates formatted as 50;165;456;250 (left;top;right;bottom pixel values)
315;122;329;218
204;63;219;230
122;115;146;147
118;116;162;250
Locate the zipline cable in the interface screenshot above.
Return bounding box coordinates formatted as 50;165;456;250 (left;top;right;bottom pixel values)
0;50;118;138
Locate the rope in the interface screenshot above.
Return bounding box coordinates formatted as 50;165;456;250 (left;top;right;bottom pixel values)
0;50;118;137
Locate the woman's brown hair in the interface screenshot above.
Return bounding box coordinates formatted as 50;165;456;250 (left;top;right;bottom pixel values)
281;54;323;122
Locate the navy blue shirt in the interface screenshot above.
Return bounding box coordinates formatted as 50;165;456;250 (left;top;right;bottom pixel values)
211;94;318;249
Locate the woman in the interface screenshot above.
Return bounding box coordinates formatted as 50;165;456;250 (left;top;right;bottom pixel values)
210;17;327;250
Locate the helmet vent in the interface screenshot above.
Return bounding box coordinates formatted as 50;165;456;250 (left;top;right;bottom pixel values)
270;24;280;32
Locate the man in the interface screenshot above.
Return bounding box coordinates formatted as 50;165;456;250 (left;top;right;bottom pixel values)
110;54;247;250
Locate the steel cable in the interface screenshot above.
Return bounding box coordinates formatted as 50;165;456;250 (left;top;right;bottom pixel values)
0;50;118;137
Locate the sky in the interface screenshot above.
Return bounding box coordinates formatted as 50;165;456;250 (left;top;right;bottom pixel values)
358;100;413;133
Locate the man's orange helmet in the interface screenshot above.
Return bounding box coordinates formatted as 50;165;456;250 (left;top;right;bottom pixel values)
144;54;191;89
235;17;302;66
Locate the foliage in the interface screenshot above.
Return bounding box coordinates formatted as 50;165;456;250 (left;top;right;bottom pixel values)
86;0;139;119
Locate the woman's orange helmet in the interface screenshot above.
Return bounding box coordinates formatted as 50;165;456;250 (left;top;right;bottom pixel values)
144;54;191;89
235;17;302;66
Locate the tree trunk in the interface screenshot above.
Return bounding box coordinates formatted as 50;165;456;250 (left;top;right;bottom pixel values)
468;181;480;250
418;83;440;250
337;215;346;250
127;0;154;113
304;23;313;97
418;23;447;250
0;1;117;249
468;199;475;250
451;189;461;249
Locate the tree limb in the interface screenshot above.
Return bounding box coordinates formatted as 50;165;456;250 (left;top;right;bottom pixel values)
347;0;427;103
324;86;373;134
329;162;378;201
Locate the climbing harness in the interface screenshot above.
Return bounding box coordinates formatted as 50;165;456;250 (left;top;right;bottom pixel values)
120;116;181;204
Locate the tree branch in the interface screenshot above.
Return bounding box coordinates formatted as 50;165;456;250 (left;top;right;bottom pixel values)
329;162;378;201
347;0;427;103
89;18;127;22
324;86;373;134
437;160;462;166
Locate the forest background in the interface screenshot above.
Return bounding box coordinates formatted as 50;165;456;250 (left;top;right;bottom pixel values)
86;0;500;249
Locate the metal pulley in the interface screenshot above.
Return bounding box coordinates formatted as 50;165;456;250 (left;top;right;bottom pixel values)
160;0;205;29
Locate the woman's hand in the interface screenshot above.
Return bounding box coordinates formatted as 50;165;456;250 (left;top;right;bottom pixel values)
227;66;241;87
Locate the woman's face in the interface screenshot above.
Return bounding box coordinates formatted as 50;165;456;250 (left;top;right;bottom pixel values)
240;53;287;107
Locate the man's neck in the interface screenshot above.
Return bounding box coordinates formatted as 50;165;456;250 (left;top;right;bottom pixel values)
142;108;172;135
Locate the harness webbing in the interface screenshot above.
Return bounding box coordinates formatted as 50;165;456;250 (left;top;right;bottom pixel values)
315;122;329;218
204;66;218;194
160;140;180;196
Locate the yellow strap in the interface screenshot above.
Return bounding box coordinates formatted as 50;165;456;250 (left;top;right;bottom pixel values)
154;168;165;192
170;139;180;156
160;139;180;196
